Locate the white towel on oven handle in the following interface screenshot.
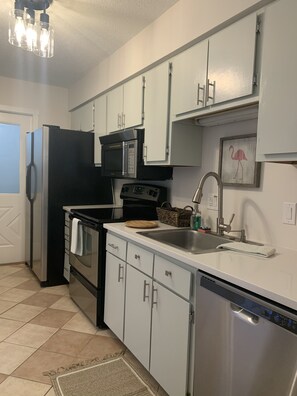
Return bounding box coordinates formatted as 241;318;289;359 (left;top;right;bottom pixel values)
70;218;83;256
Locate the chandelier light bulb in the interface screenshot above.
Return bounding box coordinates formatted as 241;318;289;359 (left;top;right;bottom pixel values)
8;7;25;47
8;0;54;58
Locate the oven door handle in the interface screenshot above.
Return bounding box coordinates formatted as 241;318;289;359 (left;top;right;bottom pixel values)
69;215;98;231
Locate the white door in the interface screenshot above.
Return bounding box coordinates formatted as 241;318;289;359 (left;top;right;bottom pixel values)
104;252;126;341
150;282;190;396
124;264;151;370
106;86;123;133
171;40;208;115
0;113;33;264
123;75;144;129
207;13;257;105
144;62;170;163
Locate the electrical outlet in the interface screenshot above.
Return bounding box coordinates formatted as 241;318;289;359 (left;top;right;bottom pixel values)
282;202;296;225
207;193;218;210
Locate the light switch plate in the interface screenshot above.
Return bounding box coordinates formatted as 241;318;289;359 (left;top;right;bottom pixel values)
282;202;296;225
207;193;218;210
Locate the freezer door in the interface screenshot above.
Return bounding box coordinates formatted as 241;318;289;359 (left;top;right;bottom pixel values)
32;127;49;282
194;274;297;396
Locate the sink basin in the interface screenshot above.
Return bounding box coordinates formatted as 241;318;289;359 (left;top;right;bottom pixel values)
138;228;231;254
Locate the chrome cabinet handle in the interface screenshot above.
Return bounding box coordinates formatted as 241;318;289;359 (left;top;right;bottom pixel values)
108;243;118;250
118;263;124;282
143;280;150;302
165;270;172;277
117;113;121;128
152;287;158;306
134;254;140;260
143;145;147;159
207;79;216;103
197;83;205;105
122;113;125;128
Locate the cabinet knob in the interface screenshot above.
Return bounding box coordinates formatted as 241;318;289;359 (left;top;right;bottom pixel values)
134;254;140;260
165;270;172;277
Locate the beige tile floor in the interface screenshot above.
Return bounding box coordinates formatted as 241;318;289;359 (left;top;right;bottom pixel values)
0;263;124;396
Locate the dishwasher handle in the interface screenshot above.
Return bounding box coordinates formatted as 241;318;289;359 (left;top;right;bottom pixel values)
230;303;259;325
199;274;297;335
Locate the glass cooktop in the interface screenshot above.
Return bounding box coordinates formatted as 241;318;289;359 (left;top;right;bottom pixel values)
71;204;158;225
71;207;124;224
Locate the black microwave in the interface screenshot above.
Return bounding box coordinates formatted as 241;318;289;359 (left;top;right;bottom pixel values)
99;129;172;180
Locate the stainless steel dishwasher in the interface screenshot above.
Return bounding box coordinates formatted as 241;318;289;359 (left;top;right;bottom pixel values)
194;272;297;396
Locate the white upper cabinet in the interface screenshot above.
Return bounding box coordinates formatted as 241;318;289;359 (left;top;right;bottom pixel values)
171;40;208;116
256;0;297;162
171;13;258;117
71;101;94;132
143;61;203;166
106;75;144;133
207;13;257;106
94;94;107;165
143;62;171;163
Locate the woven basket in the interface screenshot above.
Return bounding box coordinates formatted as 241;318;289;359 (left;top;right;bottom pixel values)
156;202;193;227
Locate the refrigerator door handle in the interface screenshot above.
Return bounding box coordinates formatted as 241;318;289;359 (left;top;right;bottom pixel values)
31;163;37;202
26;164;32;201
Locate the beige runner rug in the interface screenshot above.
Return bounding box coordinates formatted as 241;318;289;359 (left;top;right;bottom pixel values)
44;351;162;396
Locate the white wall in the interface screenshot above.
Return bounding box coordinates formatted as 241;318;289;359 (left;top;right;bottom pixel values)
0;76;70;128
69;0;273;109
169;120;297;251
93;0;296;252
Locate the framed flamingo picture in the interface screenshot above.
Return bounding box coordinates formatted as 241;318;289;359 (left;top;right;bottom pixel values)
218;134;261;187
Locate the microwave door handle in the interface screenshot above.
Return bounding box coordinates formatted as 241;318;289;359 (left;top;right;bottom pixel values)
122;141;127;176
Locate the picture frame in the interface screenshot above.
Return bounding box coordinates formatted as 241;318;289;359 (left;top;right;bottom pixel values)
218;134;261;187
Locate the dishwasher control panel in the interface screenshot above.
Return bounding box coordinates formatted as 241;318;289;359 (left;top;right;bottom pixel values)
200;274;297;335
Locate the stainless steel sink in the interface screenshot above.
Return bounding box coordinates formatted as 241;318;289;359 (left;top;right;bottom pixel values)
138;228;231;254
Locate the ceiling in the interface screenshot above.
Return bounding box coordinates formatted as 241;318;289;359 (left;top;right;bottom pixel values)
0;0;179;88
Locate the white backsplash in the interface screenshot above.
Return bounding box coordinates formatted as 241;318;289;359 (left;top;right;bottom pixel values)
113;119;297;251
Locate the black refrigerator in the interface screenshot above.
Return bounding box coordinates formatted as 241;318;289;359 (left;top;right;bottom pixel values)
25;125;113;286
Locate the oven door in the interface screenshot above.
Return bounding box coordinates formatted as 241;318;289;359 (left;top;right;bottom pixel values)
69;218;99;288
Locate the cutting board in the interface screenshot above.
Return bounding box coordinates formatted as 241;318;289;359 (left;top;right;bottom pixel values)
125;220;159;229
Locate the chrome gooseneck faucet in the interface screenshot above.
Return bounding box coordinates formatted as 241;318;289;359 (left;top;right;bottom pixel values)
192;171;246;241
192;172;225;236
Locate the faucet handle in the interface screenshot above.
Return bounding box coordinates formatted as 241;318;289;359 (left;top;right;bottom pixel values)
228;213;235;226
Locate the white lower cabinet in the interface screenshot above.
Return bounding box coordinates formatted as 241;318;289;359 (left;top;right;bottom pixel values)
150;282;190;396
104;235;193;396
104;252;126;341
124;264;152;370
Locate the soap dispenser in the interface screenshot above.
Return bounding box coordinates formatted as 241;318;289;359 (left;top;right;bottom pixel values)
190;206;201;230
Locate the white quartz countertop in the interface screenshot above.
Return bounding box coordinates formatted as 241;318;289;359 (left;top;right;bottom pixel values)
104;222;297;311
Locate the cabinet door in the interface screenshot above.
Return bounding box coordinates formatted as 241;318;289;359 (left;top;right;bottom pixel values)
143;63;170;162
124;265;151;370
94;95;107;165
257;0;297;161
171;40;208;116
207;13;257;106
150;282;190;396
104;252;125;341
123;75;144;129
71;102;94;131
106;86;123;133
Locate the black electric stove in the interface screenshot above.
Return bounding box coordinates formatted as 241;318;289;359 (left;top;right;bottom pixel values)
68;183;167;328
71;183;167;227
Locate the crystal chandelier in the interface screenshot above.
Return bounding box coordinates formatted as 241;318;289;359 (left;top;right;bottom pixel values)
8;0;54;58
